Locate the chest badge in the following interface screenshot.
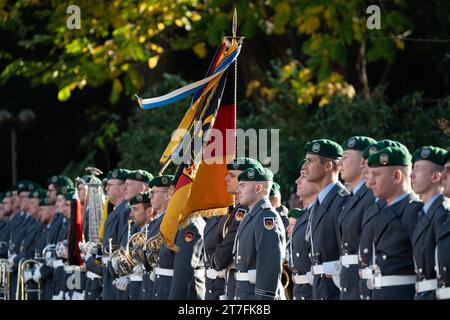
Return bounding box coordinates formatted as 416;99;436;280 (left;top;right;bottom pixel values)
184;230;195;242
235;208;247;222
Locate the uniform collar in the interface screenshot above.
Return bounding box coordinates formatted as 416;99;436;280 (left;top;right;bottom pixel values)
388;192;410;207
154;210;165;221
352;179;365;195
318;182;336;204
423;193;441;214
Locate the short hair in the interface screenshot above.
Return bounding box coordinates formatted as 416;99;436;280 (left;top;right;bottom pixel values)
261;181;273;197
319;156;339;172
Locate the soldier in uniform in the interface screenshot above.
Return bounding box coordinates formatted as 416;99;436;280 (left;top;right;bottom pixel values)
233;166;286;300
337;136;376;299
269;182;289;231
410;146;448;299
114;169;152;299
139;175;174;300
302;139;350;300
291;160;319;300
208;157;262;300
168;215;206;300
84;168;128;300
358;140;407;299
435;151;450;300
127;192;153;300
367;147;422;299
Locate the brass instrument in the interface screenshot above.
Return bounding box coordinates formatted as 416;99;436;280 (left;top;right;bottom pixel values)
0;258;11;300
282;260;292;300
15;258;41;300
144;233;164;268
109;220;135;278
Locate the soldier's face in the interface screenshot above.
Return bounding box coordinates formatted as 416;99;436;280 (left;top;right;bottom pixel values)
150;187;168;213
47;184;57;202
55;195;66;213
442;162;450;197
339;150;363;183
237;181;258;206
303;154;326;183
77;185;87;204
2;197;12;215
131;203;149;227
106;179;125;204
287;217;297;238
296;171;317;201
410;160;439;196
19;191;31;212
368;167;396;200
125;179;146;201
361;159;371;185
11;191;20;210
225;170;241;194
29;198;41;216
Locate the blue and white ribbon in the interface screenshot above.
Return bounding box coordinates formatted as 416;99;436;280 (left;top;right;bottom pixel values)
136;45;241;110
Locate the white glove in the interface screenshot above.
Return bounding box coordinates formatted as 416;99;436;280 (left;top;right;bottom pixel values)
33;267;42;283
64;291;71;300
72;291;85;300
52;291;64;300
115;276;130;291
7;254;17;267
24;270;33;282
46;258;55;268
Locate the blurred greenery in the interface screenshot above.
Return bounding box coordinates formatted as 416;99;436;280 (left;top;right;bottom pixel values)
0;0;449;193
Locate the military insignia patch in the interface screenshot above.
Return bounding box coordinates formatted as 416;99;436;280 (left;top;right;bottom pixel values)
161;176;168;185
19;183;24;189
184;230;195;242
112;170;118;178
264;217;275;230
136;194;143;202
247;169;255;179
369;146;378;155
312;143;321;153
232;162;240;169
52;176;58;183
61;186;67;194
28;184;34;191
379;153;389;165
347;137;356;148
420;147;430;158
235;209;246;222
33;191;38;197
136;172;142;180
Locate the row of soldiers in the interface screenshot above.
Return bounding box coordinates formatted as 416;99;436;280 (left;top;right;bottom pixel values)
0;136;449;300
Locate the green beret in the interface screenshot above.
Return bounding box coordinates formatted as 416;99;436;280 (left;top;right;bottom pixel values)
288;208;302;219
130;192;150;206
29;189;47;200
238;167;273;182
304;139;343;159
362;139;409;160
368;147;412;167
412;146;447;165
56;186;75;197
126;169;153;184
76;175;102;186
106;168;130;181
342;136;377;152
64;189;76;201
149;175;174;188
48;175;74;190
18;180;42;193
227;157;263;171
270;182;280;197
40;197;56;206
445;151;450;164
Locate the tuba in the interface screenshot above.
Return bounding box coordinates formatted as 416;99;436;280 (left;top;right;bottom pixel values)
15;258;41;300
78;167;105;258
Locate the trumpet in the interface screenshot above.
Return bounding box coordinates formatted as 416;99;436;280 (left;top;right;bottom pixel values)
16;258;41;300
